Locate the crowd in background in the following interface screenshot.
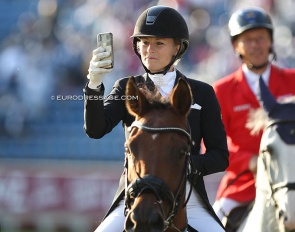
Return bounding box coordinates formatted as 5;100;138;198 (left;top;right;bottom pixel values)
0;0;294;139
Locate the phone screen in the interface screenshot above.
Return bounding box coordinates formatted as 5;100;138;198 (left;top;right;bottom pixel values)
97;32;113;69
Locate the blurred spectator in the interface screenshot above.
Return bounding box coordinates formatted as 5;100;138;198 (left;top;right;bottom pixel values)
0;11;58;136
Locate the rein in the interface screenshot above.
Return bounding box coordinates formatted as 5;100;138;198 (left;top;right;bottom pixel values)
124;120;196;231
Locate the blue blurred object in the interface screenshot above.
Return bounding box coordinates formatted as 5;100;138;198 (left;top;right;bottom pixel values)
0;0;38;41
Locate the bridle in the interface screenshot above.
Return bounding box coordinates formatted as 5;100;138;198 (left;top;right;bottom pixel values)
260;119;295;209
124;120;197;232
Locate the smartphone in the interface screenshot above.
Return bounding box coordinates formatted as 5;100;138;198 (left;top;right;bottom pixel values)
97;32;114;69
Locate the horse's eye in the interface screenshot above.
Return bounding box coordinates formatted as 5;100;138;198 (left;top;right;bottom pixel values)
179;149;188;159
263;145;273;155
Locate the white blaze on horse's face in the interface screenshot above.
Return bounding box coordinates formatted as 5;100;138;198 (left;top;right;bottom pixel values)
151;133;158;140
259;126;295;230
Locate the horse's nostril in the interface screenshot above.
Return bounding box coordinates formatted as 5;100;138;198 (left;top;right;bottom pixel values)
284;215;289;222
125;212;136;232
149;212;165;231
124;210;164;232
278;210;290;225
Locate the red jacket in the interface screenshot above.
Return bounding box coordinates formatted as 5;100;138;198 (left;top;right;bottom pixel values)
212;65;295;202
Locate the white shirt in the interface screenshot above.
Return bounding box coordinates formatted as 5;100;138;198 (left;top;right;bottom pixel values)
148;70;176;97
242;63;271;97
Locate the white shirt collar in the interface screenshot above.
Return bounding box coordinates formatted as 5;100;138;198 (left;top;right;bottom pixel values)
148;70;176;97
242;63;271;96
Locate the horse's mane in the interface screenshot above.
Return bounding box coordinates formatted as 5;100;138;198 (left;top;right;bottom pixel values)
246;96;295;135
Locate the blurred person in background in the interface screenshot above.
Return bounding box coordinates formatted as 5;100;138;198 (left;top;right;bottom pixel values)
212;7;295;229
0;12;56;137
83;5;228;232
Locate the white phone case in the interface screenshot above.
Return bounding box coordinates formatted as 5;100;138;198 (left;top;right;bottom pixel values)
97;32;113;69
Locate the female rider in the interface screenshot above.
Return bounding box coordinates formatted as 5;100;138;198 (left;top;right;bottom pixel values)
84;5;229;232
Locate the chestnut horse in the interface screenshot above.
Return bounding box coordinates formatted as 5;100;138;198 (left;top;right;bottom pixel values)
123;77;196;232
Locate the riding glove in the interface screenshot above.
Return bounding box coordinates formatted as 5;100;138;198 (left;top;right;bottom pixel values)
87;46;112;89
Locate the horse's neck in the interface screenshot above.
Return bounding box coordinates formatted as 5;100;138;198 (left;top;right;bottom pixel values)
238;157;280;232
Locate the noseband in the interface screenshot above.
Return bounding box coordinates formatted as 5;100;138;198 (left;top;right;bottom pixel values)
124;120;196;231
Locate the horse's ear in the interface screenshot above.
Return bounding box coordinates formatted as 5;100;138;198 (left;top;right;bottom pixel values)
170;78;192;116
125;76;149;117
258;77;277;115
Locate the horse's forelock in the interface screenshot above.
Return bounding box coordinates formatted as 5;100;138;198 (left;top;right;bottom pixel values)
246;108;268;135
138;84;171;110
246;96;295;135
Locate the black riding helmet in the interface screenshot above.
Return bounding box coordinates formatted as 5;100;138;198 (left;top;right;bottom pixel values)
228;7;273;41
228;7;276;67
131;6;189;74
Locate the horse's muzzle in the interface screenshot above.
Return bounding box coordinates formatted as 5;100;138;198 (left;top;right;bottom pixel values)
125;208;164;232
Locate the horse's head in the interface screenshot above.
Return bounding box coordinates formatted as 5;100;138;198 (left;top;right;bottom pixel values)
256;78;295;230
123;76;193;232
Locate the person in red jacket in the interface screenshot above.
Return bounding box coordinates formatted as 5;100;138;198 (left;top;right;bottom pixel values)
212;7;295;227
